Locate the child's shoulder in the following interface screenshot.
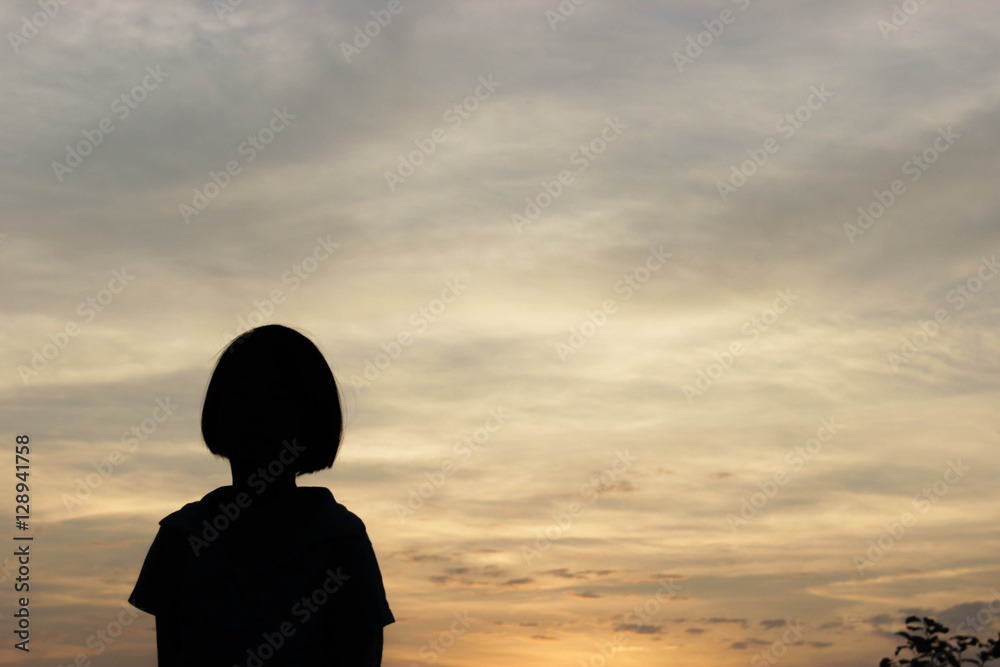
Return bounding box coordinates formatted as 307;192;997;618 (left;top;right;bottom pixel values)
156;485;370;544
297;485;371;542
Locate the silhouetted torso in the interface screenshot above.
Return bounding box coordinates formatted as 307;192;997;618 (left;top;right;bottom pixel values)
130;486;393;666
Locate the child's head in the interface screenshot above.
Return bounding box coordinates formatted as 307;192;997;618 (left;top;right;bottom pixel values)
201;324;343;476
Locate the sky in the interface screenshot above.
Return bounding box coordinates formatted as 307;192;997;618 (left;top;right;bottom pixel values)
2;0;1000;665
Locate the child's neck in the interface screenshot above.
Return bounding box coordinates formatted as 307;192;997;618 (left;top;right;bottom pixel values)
228;460;298;496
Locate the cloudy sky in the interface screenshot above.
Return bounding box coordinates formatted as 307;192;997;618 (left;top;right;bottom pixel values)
3;1;1000;665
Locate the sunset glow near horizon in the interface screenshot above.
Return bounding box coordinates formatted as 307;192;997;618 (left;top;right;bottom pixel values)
3;1;1000;666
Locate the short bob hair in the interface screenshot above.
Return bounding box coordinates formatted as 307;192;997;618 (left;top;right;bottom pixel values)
201;324;343;475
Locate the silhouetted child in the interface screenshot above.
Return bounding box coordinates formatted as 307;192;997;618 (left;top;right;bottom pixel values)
129;325;394;665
